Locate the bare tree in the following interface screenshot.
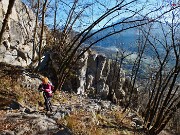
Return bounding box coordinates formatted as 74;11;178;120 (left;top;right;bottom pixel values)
47;0;179;91
138;14;180;134
32;0;40;63
122;24;153;112
0;0;16;44
53;0;58;45
37;0;48;68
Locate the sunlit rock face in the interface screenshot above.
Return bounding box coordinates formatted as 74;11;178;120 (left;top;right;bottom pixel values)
85;51;126;100
76;51;89;95
86;52;110;98
45;50;134;102
75;50;138;107
0;0;43;67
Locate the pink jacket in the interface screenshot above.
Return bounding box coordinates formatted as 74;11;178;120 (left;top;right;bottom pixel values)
38;83;54;97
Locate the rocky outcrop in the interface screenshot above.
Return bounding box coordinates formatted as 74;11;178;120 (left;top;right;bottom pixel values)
0;0;43;67
78;50;135;106
40;50;138;107
0;62;42;91
76;51;89;95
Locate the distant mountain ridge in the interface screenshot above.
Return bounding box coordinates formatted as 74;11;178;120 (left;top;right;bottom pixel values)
87;19;175;57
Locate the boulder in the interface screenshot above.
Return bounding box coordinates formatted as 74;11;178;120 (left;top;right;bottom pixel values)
0;113;59;135
18;73;42;90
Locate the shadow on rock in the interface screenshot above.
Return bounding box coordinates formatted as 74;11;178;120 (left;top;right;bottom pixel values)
54;127;72;135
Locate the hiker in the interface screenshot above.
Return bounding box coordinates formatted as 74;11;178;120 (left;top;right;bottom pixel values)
38;77;54;112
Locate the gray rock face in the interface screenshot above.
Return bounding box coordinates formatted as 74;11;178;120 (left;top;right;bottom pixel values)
18;73;42;90
76;51;89;95
83;51;126;101
42;50;138;106
77;50;139;107
0;0;42;67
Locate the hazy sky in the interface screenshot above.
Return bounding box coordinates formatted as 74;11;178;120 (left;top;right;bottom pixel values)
22;0;179;30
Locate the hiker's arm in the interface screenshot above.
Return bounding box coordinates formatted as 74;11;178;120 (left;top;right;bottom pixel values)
45;89;51;92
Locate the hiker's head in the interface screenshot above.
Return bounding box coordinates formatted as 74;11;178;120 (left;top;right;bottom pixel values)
42;77;49;84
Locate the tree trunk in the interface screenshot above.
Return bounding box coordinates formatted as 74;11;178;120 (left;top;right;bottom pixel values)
0;0;16;44
53;0;57;45
37;0;48;69
32;0;40;63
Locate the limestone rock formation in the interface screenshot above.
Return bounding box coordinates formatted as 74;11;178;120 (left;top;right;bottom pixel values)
84;50;127;102
40;50;138;107
76;51;89;95
0;0;42;67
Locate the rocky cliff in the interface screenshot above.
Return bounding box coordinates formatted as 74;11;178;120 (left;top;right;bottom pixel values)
0;0;42;67
41;50;138;107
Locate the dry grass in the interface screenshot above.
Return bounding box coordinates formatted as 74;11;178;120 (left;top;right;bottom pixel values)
66;114;87;134
0;116;27;131
0;76;43;110
56;107;137;135
113;110;132;128
0;75;43;134
61;110;103;135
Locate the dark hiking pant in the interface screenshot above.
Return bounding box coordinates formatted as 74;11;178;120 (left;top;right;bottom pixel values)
43;93;52;112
